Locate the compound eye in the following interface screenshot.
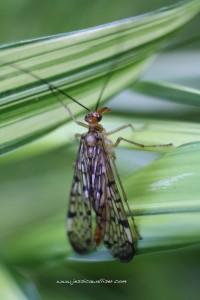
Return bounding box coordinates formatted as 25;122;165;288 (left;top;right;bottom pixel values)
85;113;102;124
85;114;92;123
96;114;102;121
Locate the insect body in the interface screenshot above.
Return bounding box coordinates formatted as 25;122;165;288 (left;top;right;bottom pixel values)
67;107;135;262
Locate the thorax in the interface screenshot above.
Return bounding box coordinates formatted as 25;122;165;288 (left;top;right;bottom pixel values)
81;125;114;157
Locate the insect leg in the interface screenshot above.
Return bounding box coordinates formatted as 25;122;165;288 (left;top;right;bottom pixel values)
49;87;89;129
107;123;149;136
107;124;135;136
114;137;172;148
111;159;142;240
1;61;89;129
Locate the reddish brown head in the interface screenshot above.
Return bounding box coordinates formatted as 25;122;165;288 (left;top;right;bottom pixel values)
85;107;111;124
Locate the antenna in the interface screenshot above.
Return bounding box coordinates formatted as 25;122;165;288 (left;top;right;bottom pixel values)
95;36;124;111
95;60;117;111
0;61;90;113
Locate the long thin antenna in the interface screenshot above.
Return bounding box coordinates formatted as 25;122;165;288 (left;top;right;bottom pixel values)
95;59;119;111
0;60;90;112
95;21;129;111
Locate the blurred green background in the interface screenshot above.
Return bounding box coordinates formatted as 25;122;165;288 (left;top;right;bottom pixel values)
0;1;200;300
0;0;199;45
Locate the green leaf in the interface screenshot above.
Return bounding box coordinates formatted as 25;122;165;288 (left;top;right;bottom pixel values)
0;0;200;155
134;81;200;106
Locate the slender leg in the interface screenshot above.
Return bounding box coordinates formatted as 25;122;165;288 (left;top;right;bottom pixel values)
112;160;142;240
114;137;173;148
0;62;90;129
50;87;89;129
74;121;89;129
111;136;172;240
107;123;148;136
107;124;135;136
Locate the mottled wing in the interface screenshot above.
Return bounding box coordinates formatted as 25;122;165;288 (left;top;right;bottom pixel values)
95;141;134;262
67;140;92;254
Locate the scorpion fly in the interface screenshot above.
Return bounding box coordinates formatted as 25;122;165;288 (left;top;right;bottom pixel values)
1;60;172;263
68;105;140;263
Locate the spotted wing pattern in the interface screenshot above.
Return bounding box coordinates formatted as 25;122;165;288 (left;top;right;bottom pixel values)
67;140;92;254
67;133;134;262
94;141;134;262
